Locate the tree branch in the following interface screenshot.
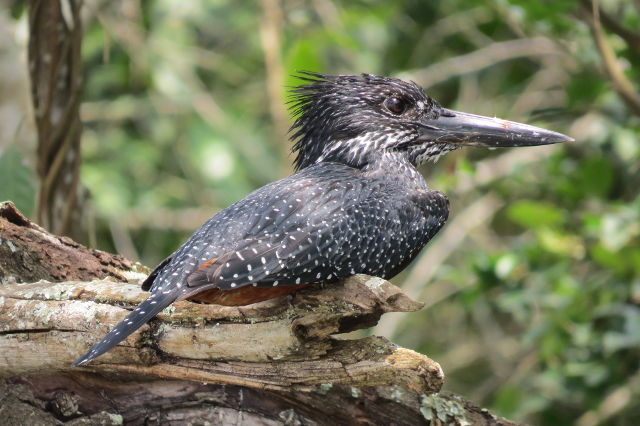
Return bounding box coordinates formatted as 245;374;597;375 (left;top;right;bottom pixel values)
0;276;438;391
401;37;564;88
28;0;85;237
582;0;640;117
579;0;640;56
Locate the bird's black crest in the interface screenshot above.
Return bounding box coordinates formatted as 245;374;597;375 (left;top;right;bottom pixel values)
287;72;438;171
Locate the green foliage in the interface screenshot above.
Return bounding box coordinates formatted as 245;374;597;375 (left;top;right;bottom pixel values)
507;200;566;229
0;148;35;216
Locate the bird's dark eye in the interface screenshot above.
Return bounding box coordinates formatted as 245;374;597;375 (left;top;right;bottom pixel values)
384;97;407;115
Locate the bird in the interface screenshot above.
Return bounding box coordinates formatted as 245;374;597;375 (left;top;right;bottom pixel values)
73;72;572;366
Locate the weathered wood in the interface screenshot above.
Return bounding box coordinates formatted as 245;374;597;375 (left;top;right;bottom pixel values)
0;201;138;284
2;374;515;426
0;276;440;393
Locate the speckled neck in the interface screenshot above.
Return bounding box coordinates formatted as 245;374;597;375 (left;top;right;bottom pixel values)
362;151;428;190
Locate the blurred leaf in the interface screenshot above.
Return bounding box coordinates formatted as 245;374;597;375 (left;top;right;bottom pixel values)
538;229;585;258
284;38;322;88
493;385;522;418
507;200;566;229
590;244;629;275
599;207;640;251
575;157;614;199
597;305;640;354
0;148;36;216
9;0;25;18
566;71;607;111
612;127;640;162
495;253;518;279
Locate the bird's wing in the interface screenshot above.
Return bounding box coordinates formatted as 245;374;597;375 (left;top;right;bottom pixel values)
179;169;365;295
185;229;312;290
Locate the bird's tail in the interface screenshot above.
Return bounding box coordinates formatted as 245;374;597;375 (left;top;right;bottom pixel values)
72;291;175;366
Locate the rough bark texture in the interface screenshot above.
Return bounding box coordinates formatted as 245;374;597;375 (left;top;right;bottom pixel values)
0;202;517;425
29;0;84;237
0;201;137;284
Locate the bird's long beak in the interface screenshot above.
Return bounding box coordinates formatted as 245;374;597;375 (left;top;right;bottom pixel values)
417;108;573;147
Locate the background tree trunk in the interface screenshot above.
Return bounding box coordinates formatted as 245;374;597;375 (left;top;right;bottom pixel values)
0;201;516;425
28;0;84;238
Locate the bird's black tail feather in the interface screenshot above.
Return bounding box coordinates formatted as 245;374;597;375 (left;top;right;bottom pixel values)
72;291;176;366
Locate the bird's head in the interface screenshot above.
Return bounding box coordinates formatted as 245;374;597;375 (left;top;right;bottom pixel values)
288;72;572;171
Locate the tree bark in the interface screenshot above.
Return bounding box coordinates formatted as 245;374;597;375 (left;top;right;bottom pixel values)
28;0;84;237
0;202;516;425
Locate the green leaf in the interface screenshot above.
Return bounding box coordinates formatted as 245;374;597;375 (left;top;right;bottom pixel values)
284;38;322;89
0;148;36;217
575;157;614;199
506;200;566;229
538;229;585;258
493;385;522;418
